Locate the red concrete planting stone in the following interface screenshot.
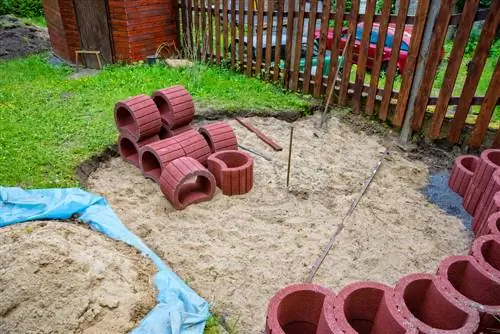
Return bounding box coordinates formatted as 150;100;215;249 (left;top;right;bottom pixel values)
470;235;500;279
172;130;211;165
265;283;335;334
448;155;479;197
474;191;500;236
319;281;417;334
139;137;186;183
118;133;159;167
394;273;479;333
114;94;162;142
464;149;500;215
199;122;238;153
159;157;215;210
483;211;500;237
207;150;253;196
152;85;195;128
158;124;193;140
473;170;500;233
437;255;500;332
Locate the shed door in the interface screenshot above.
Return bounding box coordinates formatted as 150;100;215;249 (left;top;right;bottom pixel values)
74;0;113;68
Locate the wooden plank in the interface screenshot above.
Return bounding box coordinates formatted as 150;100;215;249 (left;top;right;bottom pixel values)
238;0;244;69
325;0;346;96
235;117;283;151
391;0;430;126
222;0;228;59
291;0;307;91
447;0;500;143
428;96;496;106
338;0;360;105
200;0;207;61
378;0;411;121
273;0;285;82
468;59;500;148
284;0;295;88
364;0;391;115
255;0;265;74
207;0;213;61
351;0;376;114
302;0;318;94
246;0;254;75
312;0;331;97
230;0;237;67
193;0;199;52
264;5;274;79
428;0;481;138
214;0;221;62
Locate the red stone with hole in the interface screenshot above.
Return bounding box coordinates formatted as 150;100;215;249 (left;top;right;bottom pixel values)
152;85;195;128
470;235;500;280
393;273;479;333
118;133;159;167
437;255;500;333
171;130;211;165
159;157;216;210
448;155;479;197
474;191;500;236
473;170;500;233
114;94;162;141
158;124;193;139
199;122;238;153
207;150;253;196
464;149;500;215
265;283;335;334
139;138;186;183
318;281;417;334
483;211;500;237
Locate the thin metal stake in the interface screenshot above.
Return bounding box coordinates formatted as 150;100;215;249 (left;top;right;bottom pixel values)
286;126;294;188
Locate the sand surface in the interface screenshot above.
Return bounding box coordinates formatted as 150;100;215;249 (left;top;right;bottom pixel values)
88;114;471;333
0;221;156;334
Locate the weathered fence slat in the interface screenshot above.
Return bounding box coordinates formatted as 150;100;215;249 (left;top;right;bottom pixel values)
207;0;213;60
222;0;228;59
338;0;360;105
378;0;410;121
273;0;285;82
238;0;244;68
284;0;295;88
325;0;346;98
193;0;199;53
468;60;500;148
291;0;307;91
200;0;207;60
364;0;392;115
392;0;430;126
246;1;254;75
214;0;221;61
447;0;500;143
264;7;274;79
230;0;236;67
352;0;377;114
312;0;331;97
255;0;265;74
302;0;318;94
181;0;189;47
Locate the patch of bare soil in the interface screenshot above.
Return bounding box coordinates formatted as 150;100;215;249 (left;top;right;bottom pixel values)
0;15;49;59
0;221;156;334
87;114;471;333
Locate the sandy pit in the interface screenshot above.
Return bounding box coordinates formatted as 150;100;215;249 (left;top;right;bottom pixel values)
0;221;156;334
87;114;471;333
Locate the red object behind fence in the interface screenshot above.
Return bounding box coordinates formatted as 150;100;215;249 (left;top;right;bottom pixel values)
448;155;479;197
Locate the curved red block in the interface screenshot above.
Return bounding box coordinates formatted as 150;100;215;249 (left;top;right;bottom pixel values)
207;150;253;196
437;255;500;332
474;191;500;236
265;283;335;334
139;138;185;182
464;149;500;215
152;85;195;128
394;273;479;333
470;235;500;280
473;170;500;233
483;211;500;237
158;124;193;139
172;130;211;165
114;94;162;141
448;155;479;197
118;133;159;167
199;122;238;153
320;281;416;334
159;157;216;210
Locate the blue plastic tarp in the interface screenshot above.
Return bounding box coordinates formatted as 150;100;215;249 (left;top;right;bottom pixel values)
0;187;210;334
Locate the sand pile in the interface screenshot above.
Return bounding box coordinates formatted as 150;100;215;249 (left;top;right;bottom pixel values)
88;114;470;333
0;221;156;334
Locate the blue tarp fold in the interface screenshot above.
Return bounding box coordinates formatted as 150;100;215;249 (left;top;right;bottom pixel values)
0;187;209;334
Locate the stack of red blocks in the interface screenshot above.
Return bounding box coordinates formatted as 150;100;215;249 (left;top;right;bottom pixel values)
113;85;254;209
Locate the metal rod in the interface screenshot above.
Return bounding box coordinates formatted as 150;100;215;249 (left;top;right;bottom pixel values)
305;149;388;283
286;126;294;188
238;144;271;161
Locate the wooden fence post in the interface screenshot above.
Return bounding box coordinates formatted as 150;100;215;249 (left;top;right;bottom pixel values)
398;0;442;144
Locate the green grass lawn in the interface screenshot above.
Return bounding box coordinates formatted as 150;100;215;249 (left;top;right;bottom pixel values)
0;54;310;189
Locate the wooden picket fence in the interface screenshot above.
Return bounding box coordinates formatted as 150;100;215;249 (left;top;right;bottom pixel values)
178;0;500;149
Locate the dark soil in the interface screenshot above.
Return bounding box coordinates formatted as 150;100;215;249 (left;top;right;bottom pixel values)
0;15;50;60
